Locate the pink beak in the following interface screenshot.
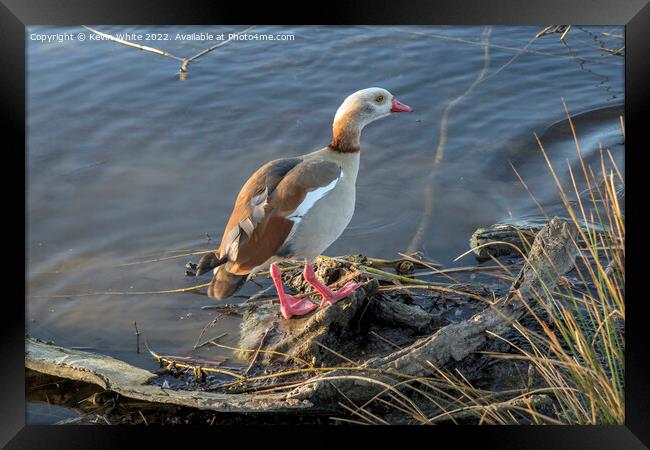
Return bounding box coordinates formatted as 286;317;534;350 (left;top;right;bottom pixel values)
391;97;413;113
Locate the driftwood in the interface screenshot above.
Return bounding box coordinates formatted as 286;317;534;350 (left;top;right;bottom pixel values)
470;224;541;260
26;217;577;415
238;279;378;366
237;256;435;365
368;296;434;331
288;217;578;402
25;337;317;413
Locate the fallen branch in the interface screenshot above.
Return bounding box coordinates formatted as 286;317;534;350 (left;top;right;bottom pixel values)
25;337;318;413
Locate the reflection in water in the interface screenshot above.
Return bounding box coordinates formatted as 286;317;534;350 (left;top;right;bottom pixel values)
26;26;624;401
406;26;492;253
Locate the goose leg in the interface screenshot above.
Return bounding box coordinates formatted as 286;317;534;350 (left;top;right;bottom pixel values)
270;264;318;319
303;262;362;308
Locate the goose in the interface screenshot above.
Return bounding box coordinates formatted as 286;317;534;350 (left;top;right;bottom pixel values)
196;87;412;319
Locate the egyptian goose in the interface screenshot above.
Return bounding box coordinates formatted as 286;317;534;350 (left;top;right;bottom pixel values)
196;87;412;319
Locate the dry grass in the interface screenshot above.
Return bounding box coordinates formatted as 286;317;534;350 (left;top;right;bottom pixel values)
328;106;624;425
494;103;625;424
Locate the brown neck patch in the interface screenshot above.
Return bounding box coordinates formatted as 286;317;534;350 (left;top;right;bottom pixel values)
328;142;360;153
330;110;361;153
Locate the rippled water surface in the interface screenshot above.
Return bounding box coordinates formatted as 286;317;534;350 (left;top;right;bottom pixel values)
26;26;624;415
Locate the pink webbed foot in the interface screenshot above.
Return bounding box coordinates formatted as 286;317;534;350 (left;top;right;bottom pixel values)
321;280;362;306
303;263;362;308
270;264;318;320
279;294;319;320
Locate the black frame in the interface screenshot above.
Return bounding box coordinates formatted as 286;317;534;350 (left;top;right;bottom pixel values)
3;0;648;447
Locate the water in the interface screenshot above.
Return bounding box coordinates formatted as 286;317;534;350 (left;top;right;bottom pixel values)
26;26;624;419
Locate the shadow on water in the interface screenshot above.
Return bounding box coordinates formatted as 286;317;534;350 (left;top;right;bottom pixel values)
497;103;624;229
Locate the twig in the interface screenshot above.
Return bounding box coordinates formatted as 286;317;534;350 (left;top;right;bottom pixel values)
116;250;211;267
208;341;313;367
244;326;271;376
313;341;359;365
560;25;572;41
619;116;625;141
146;342;245;380
361;266;441;286
365;255;442;269
181;26;255;72
385;26;621;66
535;25;555;38
601;46;625;56
454;240;527;263
510;162;549;221
245;285;274;303
35;283;211;299
224;379;307;395
415;264;518;276
370;331;403;350
82;25;255;77
194;332;227;350
82;26;185;62
216;366;403;390
201;303;261;311
194;314;222;349
329;416;371;425
377;284;489;303
397;252;462;285
133;321;140;354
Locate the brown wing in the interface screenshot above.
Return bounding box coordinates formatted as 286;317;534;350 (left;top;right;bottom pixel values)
217;156;341;275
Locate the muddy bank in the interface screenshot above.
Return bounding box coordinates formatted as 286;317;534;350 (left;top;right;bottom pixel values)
26;217;579;424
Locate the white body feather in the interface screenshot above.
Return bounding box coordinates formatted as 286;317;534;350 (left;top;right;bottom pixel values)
277;150;359;262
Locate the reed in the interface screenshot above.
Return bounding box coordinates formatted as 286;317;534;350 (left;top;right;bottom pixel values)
341;107;625;425
501;105;625;424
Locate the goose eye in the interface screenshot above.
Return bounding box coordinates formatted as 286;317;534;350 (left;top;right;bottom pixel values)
375;95;384;103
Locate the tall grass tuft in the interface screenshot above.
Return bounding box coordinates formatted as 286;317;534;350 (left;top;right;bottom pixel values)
504;105;625;424
335;110;625;425
458;107;624;424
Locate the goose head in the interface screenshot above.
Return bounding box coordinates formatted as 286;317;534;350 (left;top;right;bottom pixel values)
330;87;412;153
